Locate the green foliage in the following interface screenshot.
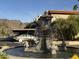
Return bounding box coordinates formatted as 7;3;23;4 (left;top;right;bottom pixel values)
0;52;8;59
51;15;79;40
0;26;9;36
72;0;79;10
25;21;38;28
68;15;79;31
0;22;12;36
73;4;78;10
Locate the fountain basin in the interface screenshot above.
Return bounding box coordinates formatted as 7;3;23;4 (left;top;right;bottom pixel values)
3;46;79;58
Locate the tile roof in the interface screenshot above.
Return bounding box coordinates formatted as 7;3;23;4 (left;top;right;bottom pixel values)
48;10;79;15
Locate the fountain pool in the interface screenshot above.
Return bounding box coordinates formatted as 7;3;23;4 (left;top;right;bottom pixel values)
3;46;79;58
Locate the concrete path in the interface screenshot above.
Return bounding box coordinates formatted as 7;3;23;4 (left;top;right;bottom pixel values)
8;55;69;59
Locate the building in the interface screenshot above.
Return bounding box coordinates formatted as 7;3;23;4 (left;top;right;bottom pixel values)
48;10;79;22
12;10;79;40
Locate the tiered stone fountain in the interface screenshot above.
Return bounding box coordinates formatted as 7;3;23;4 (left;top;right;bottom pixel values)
3;12;79;58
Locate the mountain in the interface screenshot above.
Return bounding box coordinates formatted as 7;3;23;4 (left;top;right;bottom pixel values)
0;19;27;36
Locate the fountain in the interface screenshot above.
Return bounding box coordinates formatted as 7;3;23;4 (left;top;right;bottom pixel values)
3;11;79;58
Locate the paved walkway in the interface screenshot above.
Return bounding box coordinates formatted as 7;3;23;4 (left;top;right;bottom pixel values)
8;55;69;59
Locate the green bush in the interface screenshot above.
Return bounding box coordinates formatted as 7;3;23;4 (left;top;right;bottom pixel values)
0;52;8;59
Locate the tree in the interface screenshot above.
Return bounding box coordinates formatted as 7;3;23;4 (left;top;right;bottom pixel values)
25;21;37;28
0;22;12;36
73;0;79;10
51;17;78;40
50;17;79;51
67;15;79;32
73;4;78;10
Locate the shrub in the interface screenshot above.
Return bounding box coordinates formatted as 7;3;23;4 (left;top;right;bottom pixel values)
0;52;8;59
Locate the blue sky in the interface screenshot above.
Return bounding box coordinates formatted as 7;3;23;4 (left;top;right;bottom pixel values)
0;0;78;22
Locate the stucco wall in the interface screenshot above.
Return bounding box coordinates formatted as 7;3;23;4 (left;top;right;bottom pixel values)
51;14;69;22
52;41;79;46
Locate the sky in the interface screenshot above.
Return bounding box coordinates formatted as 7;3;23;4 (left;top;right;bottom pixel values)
0;0;78;22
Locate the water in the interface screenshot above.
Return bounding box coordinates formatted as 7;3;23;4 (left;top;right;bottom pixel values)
3;46;79;58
